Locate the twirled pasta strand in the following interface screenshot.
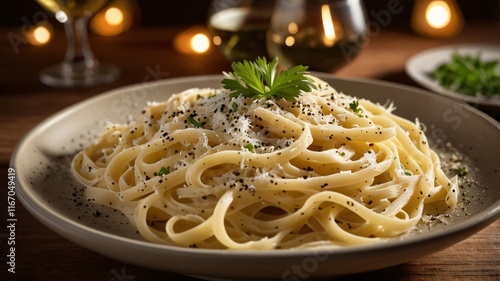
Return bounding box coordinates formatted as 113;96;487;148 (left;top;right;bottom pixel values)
71;77;459;249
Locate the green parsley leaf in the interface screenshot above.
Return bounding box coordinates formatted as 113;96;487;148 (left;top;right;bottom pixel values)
231;102;238;112
157;166;170;177
222;57;316;102
431;51;500;96
187;116;205;128
404;171;413;176
244;143;255;153
349;100;362;113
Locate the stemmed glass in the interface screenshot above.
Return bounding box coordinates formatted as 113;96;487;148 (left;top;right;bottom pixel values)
268;0;367;73
36;0;120;87
207;0;275;61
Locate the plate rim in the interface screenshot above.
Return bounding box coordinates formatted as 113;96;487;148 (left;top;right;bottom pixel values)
10;74;500;274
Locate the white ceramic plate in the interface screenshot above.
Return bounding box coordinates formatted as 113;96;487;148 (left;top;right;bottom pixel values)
12;75;500;280
406;44;500;108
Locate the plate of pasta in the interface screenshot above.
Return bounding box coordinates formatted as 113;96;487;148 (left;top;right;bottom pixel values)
12;59;500;280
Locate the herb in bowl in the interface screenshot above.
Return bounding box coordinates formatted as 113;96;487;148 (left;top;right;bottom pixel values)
431;51;500;97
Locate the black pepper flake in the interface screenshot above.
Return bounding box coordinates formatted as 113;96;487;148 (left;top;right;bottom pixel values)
93;210;102;217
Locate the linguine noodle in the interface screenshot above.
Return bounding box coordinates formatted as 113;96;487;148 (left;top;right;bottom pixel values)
71;76;458;249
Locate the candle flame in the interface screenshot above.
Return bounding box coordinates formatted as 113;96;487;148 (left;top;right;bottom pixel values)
426;1;451;29
90;2;134;37
321;5;336;46
27;23;52;46
105;7;124;26
33;26;51;45
191;33;210;53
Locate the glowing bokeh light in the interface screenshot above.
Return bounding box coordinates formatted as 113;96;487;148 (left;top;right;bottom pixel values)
212;35;222;46
426;1;451;29
288;22;298;34
55;11;68;23
105;7;124;26
191;33;210;53
174;26;212;55
33;26;51;45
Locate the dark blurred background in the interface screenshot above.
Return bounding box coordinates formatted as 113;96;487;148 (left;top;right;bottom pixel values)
1;0;499;28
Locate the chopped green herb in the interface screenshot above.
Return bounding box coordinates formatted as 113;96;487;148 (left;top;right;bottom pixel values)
158;166;170;177
404;171;413;176
231;102;238;112
431;51;500;97
187;116;205;128
222;57;316;102
244;143;255;153
349;100;362;114
339;151;345;157
454;165;468;176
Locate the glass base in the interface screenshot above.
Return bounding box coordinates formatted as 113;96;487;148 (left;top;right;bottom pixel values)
40;62;121;88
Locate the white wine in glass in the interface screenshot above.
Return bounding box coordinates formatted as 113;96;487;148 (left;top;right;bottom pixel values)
36;0;120;87
207;0;275;61
269;0;367;73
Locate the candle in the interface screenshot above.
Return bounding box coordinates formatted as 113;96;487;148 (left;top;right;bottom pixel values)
90;0;137;36
26;21;53;46
411;0;464;38
174;25;212;55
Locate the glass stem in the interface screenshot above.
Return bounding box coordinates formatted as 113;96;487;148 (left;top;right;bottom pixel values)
62;17;97;73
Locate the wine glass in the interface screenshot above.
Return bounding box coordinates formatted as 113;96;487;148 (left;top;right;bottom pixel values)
207;0;275;61
36;0;120;87
268;0;367;73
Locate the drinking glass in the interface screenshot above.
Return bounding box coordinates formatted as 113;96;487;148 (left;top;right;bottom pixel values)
268;0;367;73
36;0;120;87
207;0;275;61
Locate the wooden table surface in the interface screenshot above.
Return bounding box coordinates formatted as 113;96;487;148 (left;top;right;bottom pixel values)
1;20;499;281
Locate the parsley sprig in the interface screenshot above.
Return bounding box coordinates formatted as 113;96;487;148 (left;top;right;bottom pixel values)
349;100;364;117
431;51;500;96
222;57;316;102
